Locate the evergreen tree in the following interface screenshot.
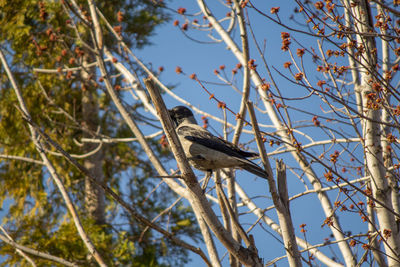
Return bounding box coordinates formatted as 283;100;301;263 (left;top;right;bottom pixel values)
0;1;199;265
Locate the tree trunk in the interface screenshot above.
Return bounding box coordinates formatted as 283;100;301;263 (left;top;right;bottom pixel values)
354;1;400;265
81;56;106;225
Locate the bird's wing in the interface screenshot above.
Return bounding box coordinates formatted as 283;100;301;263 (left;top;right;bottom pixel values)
177;125;257;158
177;124;268;179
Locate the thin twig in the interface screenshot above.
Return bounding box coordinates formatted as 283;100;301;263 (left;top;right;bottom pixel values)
0;226;37;267
0;154;44;165
0;233;77;267
0;48;107;267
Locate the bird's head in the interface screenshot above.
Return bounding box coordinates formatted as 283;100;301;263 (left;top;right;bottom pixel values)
168;106;197;127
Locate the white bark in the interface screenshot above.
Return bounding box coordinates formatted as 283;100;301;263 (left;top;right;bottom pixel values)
376;0;400;223
195;212;222;267
353;1;400;265
145;78;263;266
0;49;107;267
248;103;301;267
196;0;355;265
0;226;37;267
0;232;77;267
234;182;343;267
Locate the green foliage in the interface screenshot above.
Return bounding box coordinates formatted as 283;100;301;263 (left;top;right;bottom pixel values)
0;0;199;266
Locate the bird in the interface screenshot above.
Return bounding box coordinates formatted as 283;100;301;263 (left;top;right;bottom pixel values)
168;105;268;180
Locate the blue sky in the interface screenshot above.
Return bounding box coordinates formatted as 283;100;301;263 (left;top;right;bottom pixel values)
134;1;368;266
0;0;379;266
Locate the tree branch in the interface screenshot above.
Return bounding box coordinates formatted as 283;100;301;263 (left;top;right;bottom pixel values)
0;48;107;267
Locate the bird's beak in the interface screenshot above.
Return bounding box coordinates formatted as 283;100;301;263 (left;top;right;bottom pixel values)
168;109;174;118
168;109;177;127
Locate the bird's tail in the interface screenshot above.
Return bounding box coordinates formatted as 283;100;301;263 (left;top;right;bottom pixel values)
240;160;269;179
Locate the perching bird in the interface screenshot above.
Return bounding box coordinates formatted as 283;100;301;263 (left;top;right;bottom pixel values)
168;106;268;179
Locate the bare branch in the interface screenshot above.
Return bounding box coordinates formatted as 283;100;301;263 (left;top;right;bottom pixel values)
0;48;107;267
0;232;77;267
0;226;37;267
144;77;263;267
247;102;302;267
0;154;44;165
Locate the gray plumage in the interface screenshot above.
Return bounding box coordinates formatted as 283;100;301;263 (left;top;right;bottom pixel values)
168;106;268;179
